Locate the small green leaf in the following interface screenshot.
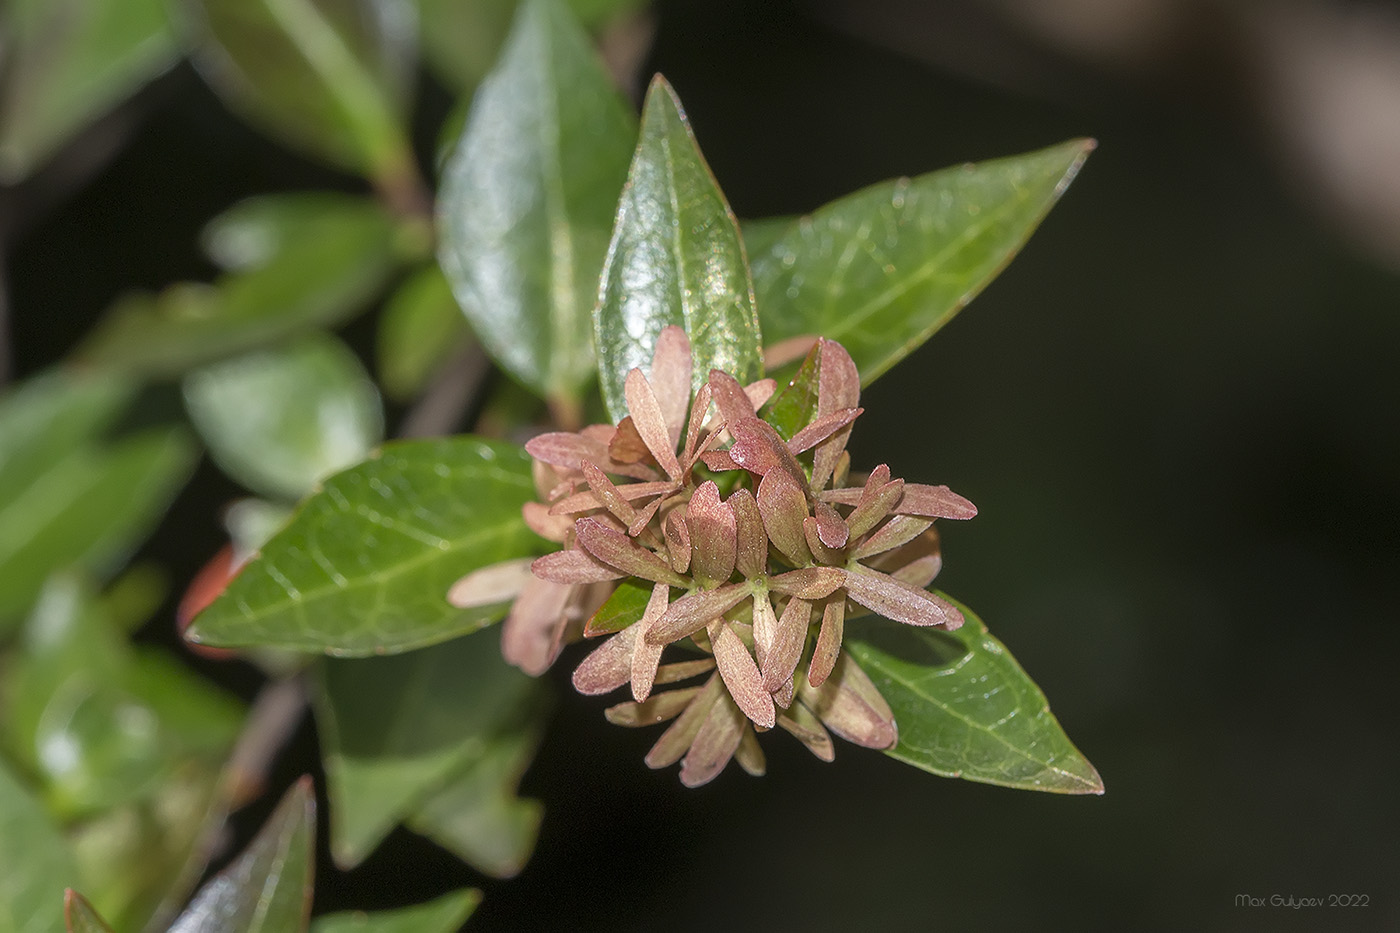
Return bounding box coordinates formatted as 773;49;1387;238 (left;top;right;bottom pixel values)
0;428;197;624
751;140;1093;385
168;779;315;933
406;713;545;879
64;890;115;933
759;341;819;441
437;0;635;406
0;0;178;182
846;597;1103;794
0;758;78;933
188;437;539;655
310;889;481;933
375;264;474;402
182;0;416;178
311;628;540;868
184;334;384;501
583;577;651;636
80;196;399;377
595;76;762;423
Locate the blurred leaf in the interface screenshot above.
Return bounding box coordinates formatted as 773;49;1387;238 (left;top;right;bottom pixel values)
0;0;178;182
202;192;397;272
184;333;384;501
438;0;635;408
224;499;295;559
0;428;197;624
0;759;77;933
376;264;473;402
167;779;315;933
750;140;1092;386
181;0;416;178
415;0;643;93
312;627;541;869
739;215;796;263
406;712;545;879
310;889;480;933
595;76;762;423
80;196;399;377
188;437;539;655
97;563;170;635
64;890;114;933
846;598;1103;795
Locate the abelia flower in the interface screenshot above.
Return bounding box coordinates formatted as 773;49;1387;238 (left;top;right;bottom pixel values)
449;326;976;785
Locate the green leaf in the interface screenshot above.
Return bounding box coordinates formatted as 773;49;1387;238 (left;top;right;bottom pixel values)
188;437;539;655
595;76;762;423
583;577;651;636
0;758;78;933
437;0;636;407
375;264;474;402
184;334;384;501
312;627;541;869
80;196;400;377
846;597;1103;794
759;341;819;441
750;140;1093;385
182;0;416;178
64;891;115;933
406;715;545;879
168;779;315;933
310;889;480;933
0;428;197;624
0;0;178;182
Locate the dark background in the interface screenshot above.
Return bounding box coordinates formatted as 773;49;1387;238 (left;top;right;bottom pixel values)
8;0;1398;929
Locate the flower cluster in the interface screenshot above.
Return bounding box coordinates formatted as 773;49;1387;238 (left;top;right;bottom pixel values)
451;327;975;786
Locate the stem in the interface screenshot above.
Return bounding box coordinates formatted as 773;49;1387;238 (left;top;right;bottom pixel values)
547;392;585;432
223;675;309;809
399;340;492;439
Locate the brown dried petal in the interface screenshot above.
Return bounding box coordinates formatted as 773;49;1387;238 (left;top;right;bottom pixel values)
851;515;934;561
574;517;688;586
728;487;768;579
788;407;863;455
525;431;657;481
777;700;836;762
502;577;573;675
605;687;700;726
844;478;904;540
709;620;776;728
764;596;810;693
625;368;682;479
756;470;812;565
808;595;845;688
699;449;739;472
685;481;737;587
447;557;533;608
663;510;692;574
580;460;639;527
572;625;638;695
630;582;671;702
647;675;723;769
768;567;845;599
842;567;961;629
680;690;746;787
734;726;767;776
802;516;842;566
729;417;807;488
896;484;979;520
647;583;752;644
650;325;693;449
608;416;651;464
797;655;897;750
531;548;627;585
654;657;716;684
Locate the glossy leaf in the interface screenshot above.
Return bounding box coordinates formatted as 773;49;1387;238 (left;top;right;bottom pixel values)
311;628;540;868
187;437;538;655
0;759;78;933
184;333;384;501
167;779;315;933
595;76;762;423
0;428;197;623
0;0;178;182
846;598;1103;794
438;0;635;405
406;712;546;879
310;889;480;933
80;196;399;377
750;140;1093;385
182;0;416;177
64;891;115;933
376;264;474;402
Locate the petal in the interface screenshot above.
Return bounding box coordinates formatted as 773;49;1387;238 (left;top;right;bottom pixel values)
812;340;860;488
728;487;768;579
851;515;934;561
574;517;688;586
750;587;778;666
756;470;812;565
523;501;574;541
797;654;897;749
654;657;716;684
447;557;534;608
531;548;627;585
663;510;692;574
685;481;738;587
625;368;682;479
813;500;849;548
777;701;836;762
788;407;863;455
763;334;819;371
841;566;962;629
580;460;639;527
681;382;713;466
501;577;573;675
647;675;723;769
699;449;740;472
680;690;746;787
808;595;845;688
572;626;638;695
525;431;658;481
768;567;845;599
650;325;693;449
844;477;903;540
763;596;810;693
605;687;700;726
893;554;943;589
729;417;807;488
708;369;757;428
710;620;775;728
647;583;752;644
630;582;671;701
608;416;651;464
734;725;767;777
549;480;675;515
742;378;777;414
802;516;842;565
896;484;978;520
